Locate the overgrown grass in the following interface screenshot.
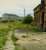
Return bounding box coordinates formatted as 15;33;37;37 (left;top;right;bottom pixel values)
0;29;9;50
12;21;41;32
0;22;13;49
0;32;7;48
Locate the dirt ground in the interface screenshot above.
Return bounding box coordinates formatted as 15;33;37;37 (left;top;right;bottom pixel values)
15;32;46;50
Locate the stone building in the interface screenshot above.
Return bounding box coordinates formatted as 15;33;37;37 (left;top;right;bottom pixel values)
34;0;46;31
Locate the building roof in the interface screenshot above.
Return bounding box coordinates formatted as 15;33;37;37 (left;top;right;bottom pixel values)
3;13;19;17
34;4;41;11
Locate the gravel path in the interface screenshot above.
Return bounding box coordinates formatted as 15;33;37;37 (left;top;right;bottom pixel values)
3;31;15;50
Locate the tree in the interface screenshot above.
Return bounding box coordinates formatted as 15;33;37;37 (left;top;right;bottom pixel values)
23;14;33;24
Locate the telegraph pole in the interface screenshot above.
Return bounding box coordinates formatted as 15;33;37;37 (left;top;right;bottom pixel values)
24;8;25;17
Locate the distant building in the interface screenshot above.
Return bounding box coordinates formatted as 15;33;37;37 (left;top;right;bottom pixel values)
1;13;19;22
34;0;46;31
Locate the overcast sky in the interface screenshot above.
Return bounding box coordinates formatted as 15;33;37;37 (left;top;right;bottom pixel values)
0;0;41;17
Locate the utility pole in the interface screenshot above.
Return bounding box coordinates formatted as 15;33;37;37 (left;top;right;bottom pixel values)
24;8;25;17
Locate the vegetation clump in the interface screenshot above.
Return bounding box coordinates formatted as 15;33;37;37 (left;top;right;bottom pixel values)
23;15;33;24
0;28;9;49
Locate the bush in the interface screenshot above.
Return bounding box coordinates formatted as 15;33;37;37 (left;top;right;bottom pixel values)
1;20;8;23
23;15;33;24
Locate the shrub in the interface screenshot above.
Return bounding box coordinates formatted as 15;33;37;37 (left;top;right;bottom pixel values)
23;15;33;24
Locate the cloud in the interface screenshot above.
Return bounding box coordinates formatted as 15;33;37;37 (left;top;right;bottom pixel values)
0;0;16;9
16;0;41;8
15;0;41;16
0;0;41;16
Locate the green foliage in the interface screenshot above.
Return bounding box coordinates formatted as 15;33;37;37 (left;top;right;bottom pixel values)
23;15;33;24
12;33;16;42
0;31;8;48
0;23;11;49
1;20;8;23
